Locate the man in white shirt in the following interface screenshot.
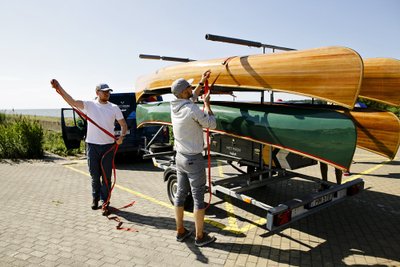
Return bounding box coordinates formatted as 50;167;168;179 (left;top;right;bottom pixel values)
51;79;127;215
170;71;217;247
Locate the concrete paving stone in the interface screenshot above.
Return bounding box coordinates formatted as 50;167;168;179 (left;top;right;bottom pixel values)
17;247;34;255
43;254;60;262
58;251;74;259
101;255;120;264
131;257;151;265
44;248;61;256
235;254;249;266
0;256;17;264
115;253;132;261
27;256;45;264
154;246;174;254
226;252;238;261
247;254;259;263
39;261;59;267
120;259;144;267
85;258;104;266
243;262;257;267
223;259;237;267
10;258;28;267
171;249;190;257
147;260;172;267
13;252;31;261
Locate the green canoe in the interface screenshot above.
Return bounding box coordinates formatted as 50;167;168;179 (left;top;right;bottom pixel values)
137;101;357;170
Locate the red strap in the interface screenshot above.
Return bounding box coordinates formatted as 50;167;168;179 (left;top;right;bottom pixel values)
202;58;235;209
72;107;116;140
204;80;212;210
108;215;138;232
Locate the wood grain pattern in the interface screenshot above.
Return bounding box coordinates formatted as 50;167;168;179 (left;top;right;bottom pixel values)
359;58;400;107
135;46;363;108
347;109;400;159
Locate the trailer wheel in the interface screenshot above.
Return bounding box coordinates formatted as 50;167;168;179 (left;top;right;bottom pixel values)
166;173;193;212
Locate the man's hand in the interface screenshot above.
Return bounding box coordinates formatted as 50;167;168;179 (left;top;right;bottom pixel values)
50;79;62;94
201;70;211;82
50;79;84;110
116;136;124;145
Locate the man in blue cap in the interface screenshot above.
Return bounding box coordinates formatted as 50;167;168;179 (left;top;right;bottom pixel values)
51;79;127;215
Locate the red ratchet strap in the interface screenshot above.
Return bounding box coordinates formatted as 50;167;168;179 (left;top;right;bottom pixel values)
209;56;236;88
202;57;235;209
107;201;138;232
203;80;212;210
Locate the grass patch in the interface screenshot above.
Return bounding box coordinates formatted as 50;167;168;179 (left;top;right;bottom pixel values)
43;130;84;156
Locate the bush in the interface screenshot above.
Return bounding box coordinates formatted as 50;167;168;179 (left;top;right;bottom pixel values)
0;112;6;124
43;130;84;156
0;114;44;159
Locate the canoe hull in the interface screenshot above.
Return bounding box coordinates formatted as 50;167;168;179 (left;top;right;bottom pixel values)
283;104;400;159
135;46;363;108
136;101;357;170
346;109;400;159
360;58;400;107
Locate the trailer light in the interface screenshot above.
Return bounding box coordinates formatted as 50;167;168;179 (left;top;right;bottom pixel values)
273;209;292;227
244;197;252;204
347;184;362;196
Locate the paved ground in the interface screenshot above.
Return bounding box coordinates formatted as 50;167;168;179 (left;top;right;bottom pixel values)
0;148;399;266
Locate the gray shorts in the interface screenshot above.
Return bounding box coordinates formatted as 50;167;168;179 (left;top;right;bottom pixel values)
175;152;206;210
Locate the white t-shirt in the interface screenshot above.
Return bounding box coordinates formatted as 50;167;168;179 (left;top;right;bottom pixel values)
83;100;124;145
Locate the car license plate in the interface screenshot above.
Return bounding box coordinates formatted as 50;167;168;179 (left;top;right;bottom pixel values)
306;193;333;209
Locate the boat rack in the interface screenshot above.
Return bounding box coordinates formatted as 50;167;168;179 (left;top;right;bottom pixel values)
142;130;364;232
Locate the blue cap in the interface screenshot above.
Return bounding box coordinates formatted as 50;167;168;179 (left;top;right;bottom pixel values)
95;83;113;92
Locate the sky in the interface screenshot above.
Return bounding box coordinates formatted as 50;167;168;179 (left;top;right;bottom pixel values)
0;0;399;109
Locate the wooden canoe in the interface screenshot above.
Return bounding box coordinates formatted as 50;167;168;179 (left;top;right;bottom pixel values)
359;58;400;107
136;101;357;170
345;109;400;159
135;46;363;109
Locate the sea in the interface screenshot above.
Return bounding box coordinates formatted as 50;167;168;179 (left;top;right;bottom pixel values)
2;109;63;118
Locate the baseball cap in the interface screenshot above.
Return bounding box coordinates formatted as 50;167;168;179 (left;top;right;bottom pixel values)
95;83;113;92
171;78;194;97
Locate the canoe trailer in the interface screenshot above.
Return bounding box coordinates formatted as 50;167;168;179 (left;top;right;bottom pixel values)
139;34;364;233
142;127;364;233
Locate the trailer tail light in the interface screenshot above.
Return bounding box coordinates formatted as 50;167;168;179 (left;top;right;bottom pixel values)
273;209;292;227
347;183;362;196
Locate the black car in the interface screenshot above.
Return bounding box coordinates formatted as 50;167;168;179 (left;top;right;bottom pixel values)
60;92;169;156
